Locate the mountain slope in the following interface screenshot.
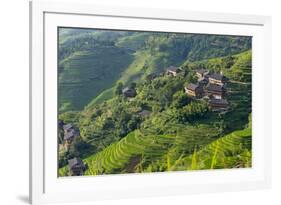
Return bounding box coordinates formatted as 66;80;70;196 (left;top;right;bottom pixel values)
59;49;252;176
59;48;134;112
59;116;251;176
58;29;251;111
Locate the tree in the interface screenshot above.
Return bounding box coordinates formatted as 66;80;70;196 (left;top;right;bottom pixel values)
187;72;198;84
178;101;209;122
127;115;141;130
129;82;137;89
172;91;190;109
114;82;123;96
222;55;235;69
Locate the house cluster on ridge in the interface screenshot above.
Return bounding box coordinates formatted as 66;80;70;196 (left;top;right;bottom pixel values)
185;69;229;111
185;83;203;98
120;65;229;112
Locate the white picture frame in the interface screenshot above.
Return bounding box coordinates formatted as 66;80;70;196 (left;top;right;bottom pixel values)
30;1;272;204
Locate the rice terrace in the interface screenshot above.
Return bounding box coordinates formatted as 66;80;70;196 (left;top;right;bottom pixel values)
58;27;252;177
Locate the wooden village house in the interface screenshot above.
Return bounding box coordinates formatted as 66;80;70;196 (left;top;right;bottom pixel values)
208;73;228;86
206;83;226;99
62;123;80;147
166;66;182;77
64;128;80;144
122;87;137;98
208;98;229;111
63;123;74;134
68;157;86;176
184;83;204;98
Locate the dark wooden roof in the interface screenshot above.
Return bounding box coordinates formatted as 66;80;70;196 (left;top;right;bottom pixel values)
209;99;229;105
64;129;80;140
68;157;84;168
186;83;199;91
63;123;73;130
206;83;225;92
64;132;74;140
122;87;137;97
122;87;129;93
209;73;227;81
122;87;134;93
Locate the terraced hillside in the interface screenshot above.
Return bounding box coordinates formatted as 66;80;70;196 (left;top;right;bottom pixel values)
59;48;134;112
174;125;252;170
58;28;252;177
59;29;251;111
59;117;251;176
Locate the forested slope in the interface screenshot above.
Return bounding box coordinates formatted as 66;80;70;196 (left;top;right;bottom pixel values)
59;49;252;176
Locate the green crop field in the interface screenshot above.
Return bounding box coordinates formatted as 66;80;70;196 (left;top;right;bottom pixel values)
58;48;134;112
59;121;251;176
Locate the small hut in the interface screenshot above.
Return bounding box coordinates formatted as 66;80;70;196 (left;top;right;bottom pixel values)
63;123;74;134
68;157;86;176
167;66;182;76
184;83;203;98
208;73;228;86
64;129;80;144
122;87;137;98
206;83;226;99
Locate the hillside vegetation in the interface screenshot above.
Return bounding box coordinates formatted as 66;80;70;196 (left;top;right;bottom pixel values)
58;29;251;111
59;45;252;176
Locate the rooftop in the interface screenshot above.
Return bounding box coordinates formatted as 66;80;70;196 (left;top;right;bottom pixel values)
209;73;227;81
64;131;74;140
64;128;80;140
186;83;199;91
209;98;229;105
206;83;225;92
68;157;84;168
63;123;73;130
122;87;133;93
